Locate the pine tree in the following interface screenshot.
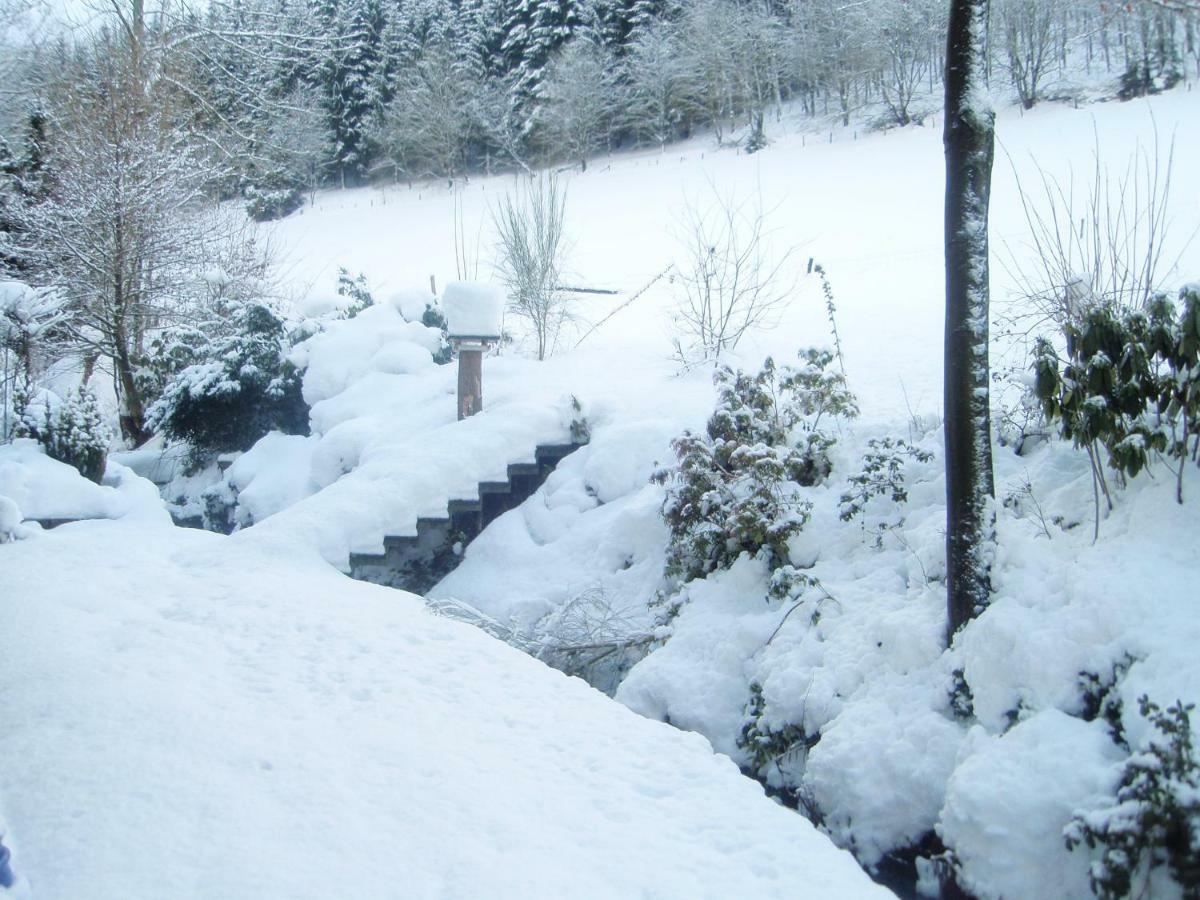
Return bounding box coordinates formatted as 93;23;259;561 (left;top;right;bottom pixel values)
319;0;385;186
500;0;582;114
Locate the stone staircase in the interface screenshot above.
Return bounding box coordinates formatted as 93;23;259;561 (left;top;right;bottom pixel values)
348;441;586;594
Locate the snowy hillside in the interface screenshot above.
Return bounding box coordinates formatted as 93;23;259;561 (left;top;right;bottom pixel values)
0;453;886;899
266;91;1200;418
3;73;1200;900
215;86;1198;899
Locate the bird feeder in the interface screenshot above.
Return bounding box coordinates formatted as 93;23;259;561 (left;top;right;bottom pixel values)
442;282;504;420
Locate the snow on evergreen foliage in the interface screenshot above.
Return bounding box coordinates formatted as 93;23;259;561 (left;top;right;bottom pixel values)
336;267;376;319
655;350;857;590
147;302;309;456
1033;284;1200;506
245;181;305;223
1066;695;1200;899
12;384;110;483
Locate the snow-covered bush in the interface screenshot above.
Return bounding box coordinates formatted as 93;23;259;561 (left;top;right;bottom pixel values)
148;302;308;455
0;280;64;386
1032;284;1200;512
1066;695;1200;899
336;268;375;319
245;179;304;223
838;437;934;545
493;174;571;361
12;384;110;483
655;351;857;587
135;323;213;408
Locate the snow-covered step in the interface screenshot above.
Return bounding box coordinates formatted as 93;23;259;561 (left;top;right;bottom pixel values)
348;439;587;593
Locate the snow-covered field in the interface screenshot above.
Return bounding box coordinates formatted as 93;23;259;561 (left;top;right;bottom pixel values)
0;451;886;899
3;84;1200;900
267;89;1200;418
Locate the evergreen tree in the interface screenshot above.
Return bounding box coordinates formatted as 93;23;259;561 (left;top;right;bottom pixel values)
320;0;385;186
500;0;582;114
14;100;50;202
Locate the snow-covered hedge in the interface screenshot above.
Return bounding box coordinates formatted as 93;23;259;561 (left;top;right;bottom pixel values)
11;384;110;482
148;302;309;455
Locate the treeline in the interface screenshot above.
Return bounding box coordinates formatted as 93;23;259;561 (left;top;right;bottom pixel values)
5;0;1196;215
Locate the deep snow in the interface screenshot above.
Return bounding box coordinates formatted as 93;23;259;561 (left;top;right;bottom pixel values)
226;85;1200;899
3;82;1199;900
0;455;887;899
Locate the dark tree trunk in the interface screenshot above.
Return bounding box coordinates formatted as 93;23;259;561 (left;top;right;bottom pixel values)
944;0;997;642
114;343;150;447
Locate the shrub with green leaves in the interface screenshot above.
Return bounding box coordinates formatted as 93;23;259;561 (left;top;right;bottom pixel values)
838;437;933;543
738;682;818;775
655;350;857;584
244;171;304;223
1065;695;1200;899
420;302;453;365
147;301;309;455
336;268;375;319
13;384;110;482
1033;285;1200;507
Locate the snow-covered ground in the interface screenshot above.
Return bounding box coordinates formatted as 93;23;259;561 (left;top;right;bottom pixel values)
4;84;1200;900
242;86;1198;898
266;90;1200;419
0;450;886;899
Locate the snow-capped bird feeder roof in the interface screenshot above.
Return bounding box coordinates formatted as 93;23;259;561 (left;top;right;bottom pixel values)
443;282;504;342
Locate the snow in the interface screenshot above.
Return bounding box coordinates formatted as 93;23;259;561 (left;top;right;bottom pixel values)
290;302;442;407
225;86;1200;897
0;439;159;520
110;438;193;486
940;712;1124;900
804;695;965;867
0;504;888;899
431;415;686;629
6;83;1200;900
220;432;319;527
264;94;1200;419
442;281;505;338
0;281;34;321
0;495;20;541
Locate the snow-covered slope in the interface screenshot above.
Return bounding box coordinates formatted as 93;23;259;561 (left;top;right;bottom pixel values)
0;500;888;899
266;91;1200;420
239;86;1200;899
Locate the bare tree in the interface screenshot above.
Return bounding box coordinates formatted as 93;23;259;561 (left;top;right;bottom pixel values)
1003;131;1180;330
378;38;477;184
678;0;742;144
472;75;534;176
944;0;997;640
12;17;271;444
997;0;1061;109
539;37;618;171
730;0;791;150
492;174;571;361
792;0;868;127
671;188;794;364
623;21;699;148
870;0;943;126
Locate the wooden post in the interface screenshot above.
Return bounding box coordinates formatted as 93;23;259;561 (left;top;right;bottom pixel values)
457;345;483;419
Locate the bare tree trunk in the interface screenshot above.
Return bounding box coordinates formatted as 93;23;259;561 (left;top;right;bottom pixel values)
944;0;997;642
